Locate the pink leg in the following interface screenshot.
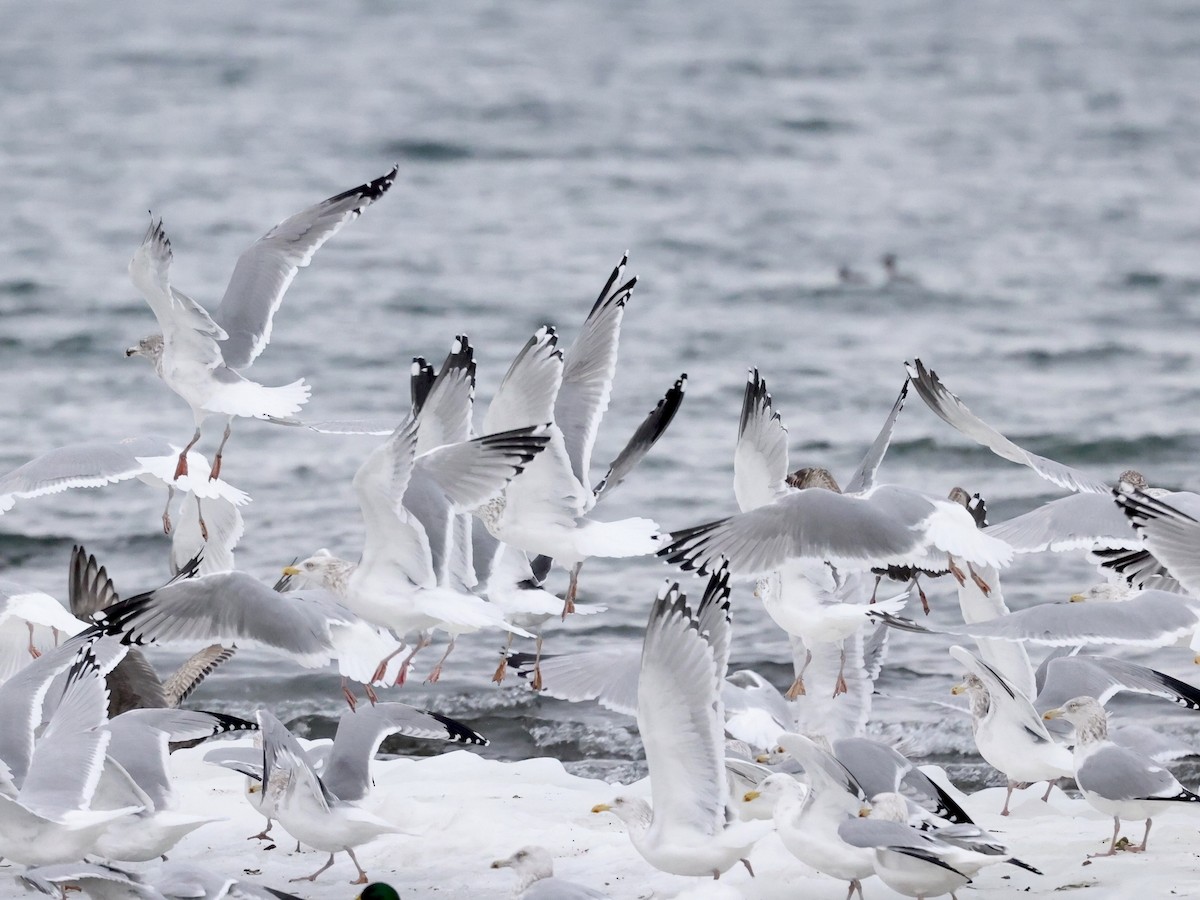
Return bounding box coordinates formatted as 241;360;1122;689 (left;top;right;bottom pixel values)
562;562;583;618
290;852;336;882
786;649;812;699
833;643;849;697
161;484;177;534
340;677;357;711
492;632;515;684
395;632;432;686
426;636;457;683
174;427;202;480
347;847;369;885
26;622;41;659
1088;817;1122;858
530;633;545;692
209;422;232;480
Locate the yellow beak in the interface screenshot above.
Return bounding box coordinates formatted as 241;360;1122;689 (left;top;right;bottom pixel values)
754;754;770;764
1043;708;1062;721
743;790;761;803
858;807;871;817
1194;655;1200;665
591;803;611;814
282;566;301;577
1069;593;1087;602
950;683;965;696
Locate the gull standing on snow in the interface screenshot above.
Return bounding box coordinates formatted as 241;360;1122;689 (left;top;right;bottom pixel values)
591;569;770;879
477;322;661;615
1043;696;1200;856
257;709;404;884
948;645;1073;815
126;166;397;483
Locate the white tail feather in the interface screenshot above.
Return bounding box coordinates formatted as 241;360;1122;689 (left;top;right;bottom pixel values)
574;517;661;558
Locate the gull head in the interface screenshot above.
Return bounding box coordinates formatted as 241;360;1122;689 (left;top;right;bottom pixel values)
1070;582;1134;603
284;548;351;590
742;772;802;811
866;792;910;823
126;333;164;361
1043;695;1107;741
591;795;651;827
786;466;842;493
1117;469;1150;492
490;846;554;887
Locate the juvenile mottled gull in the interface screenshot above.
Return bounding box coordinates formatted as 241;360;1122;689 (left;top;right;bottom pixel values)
126;166;397;483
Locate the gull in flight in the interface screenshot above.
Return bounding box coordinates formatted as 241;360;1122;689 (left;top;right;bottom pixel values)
478;321;661;616
591;569;771;879
126;165;397;483
0;433;248;539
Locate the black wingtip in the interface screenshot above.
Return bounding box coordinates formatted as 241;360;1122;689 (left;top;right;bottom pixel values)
422;709;488;746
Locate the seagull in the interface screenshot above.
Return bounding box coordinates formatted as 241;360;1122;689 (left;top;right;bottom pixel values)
1043;696;1200;856
0;579;88;684
514;255;686;614
257;708;404;884
591;570;770;878
69;545;235;716
871;588;1200;652
490;846;611;899
19;861;306;900
206;701;484;841
948;645;1073;815
0;433;249;540
477;324;661;616
126;165;397;484
839;792;1039;899
0;643;142;865
904;360;1192;591
86;566;409;704
91;708;256;861
743;735;874;900
734;369;911;698
285;406;550;684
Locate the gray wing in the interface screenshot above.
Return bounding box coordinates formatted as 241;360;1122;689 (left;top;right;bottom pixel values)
1035;655;1200;713
203;746;264;781
874;591;1200;647
258;709;333;813
660;488;935;576
776;732;866;799
949;645;1054;743
638;580;729;836
1116;489;1200;595
89;572;351;667
1077;743;1186;801
68;545;121;618
413;335;475;455
265;416;395;435
0;435;175;512
556;254;636;486
413;427;552;511
106;650;169;716
733;369;789;513
19;646;112;819
905;359;1108;495
844;379;909;494
18;863;157;899
162;644;237;707
152;863;236;900
212;166;397;370
0;637;91;786
1089;546;1183;593
987;493;1140;552
838;817;937;851
510;646;642;716
321;702;486;802
481;327;564;435
1111;724;1198;763
106;709;256;809
593;373;686;500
